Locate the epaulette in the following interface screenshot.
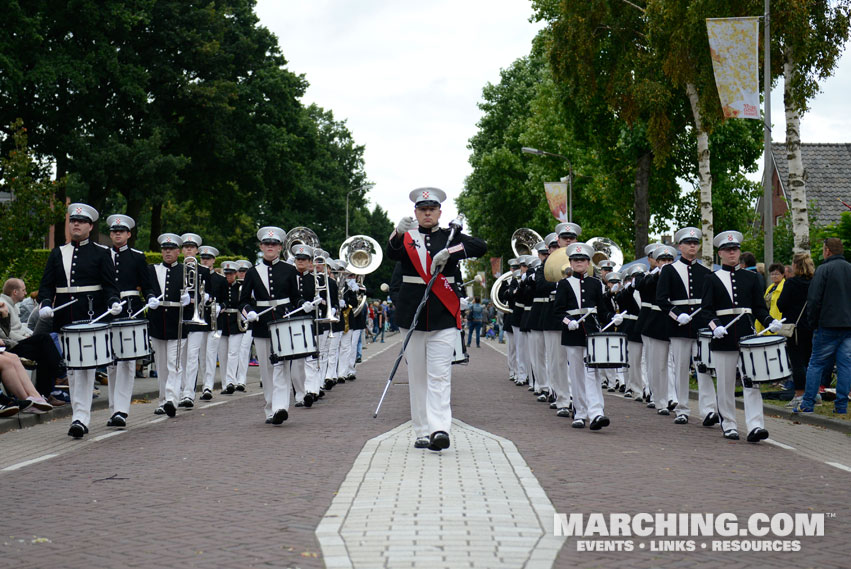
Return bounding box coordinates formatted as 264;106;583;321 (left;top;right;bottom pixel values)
131;248;144;254
94;242;109;249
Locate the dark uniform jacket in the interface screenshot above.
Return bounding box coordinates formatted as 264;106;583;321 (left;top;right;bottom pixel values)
553;274;612;347
656;257;712;339
496;277;514;331
387;225;487;331
344;284;369;331
699;264;774;352
238;258;303;339
108;244;154;318
147;261;188;340
532;267;560;331
517;270;536;331
302;271;341;334
615;285;643;343
634;269;667;341
38;239;120;331
217;278;244;337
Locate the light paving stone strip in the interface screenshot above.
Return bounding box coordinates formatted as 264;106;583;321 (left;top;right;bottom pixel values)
316;419;566;568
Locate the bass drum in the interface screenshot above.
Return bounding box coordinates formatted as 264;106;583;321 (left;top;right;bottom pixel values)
61;321;112;370
268;316;317;362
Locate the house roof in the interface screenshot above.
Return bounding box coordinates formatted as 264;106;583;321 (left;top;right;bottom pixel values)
771;142;851;227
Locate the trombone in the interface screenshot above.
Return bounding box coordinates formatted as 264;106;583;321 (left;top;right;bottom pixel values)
313;253;339;338
177;256;206;374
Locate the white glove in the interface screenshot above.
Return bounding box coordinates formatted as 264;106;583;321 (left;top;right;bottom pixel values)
312;295;323;305
520;273;527;281
432;248;451;270
246;310;259;322
713;325;727;339
611;283;620;293
677;312;692;326
612;313;624;326
203;292;210;303
329;307;337;319
302;300;315;312
396;216;418;234
147;296;161;310
347;278;358;291
340;299;347;309
768;319;783;333
39;305;54;319
180;292;191;306
563;317;579;331
109;302;123;316
212;303;220;318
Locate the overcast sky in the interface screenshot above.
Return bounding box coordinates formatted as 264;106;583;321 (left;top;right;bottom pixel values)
255;1;851;238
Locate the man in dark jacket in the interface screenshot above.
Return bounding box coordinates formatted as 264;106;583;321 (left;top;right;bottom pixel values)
798;238;851;413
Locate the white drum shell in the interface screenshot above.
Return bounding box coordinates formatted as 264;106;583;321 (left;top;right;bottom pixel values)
452;330;468;365
695;329;715;373
61;323;113;370
739;335;791;383
585;332;628;368
269;317;317;360
110;319;151;361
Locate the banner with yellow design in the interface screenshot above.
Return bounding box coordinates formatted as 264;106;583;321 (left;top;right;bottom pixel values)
543;182;568;222
706;17;760;119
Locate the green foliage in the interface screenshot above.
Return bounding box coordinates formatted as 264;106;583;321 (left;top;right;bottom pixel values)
2;249;51;293
0;119;64;270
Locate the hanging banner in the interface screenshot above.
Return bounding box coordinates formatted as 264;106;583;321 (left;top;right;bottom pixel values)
706;17;760;119
543;182;568;222
490;257;502;277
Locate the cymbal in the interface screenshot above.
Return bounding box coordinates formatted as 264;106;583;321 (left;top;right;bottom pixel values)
544;247;571;282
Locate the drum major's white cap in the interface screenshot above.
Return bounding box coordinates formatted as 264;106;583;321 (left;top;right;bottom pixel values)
409;187;446;207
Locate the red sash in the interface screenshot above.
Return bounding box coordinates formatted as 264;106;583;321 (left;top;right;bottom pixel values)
403;231;461;329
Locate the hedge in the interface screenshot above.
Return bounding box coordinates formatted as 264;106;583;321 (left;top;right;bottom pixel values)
1;249;247;293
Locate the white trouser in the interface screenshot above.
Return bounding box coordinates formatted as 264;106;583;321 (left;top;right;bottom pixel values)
667;347;678;405
551;342;571;408
715;350;763;434
514;327;528;381
625;341;645;395
506;329;516;378
107;359;135;416
670;337;713;417
325;331;342;380
315;330;330;387
403;327;455;438
347;329;362;376
291;357;307;403
530;330;547;391
642;336;670;407
180;331;207;400
151;338;181;406
254;338;291;419
201;332;221;392
217;333;244;389
543;330;560;395
304;348;322;396
641;340;651;397
67;369;96;427
566;346;604;421
337;330;353;378
236;330;253;386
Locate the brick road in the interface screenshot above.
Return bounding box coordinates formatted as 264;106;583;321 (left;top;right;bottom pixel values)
1;333;849;568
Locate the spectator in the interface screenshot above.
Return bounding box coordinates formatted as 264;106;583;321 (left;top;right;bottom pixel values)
17;291;38;324
784;265;795;280
741;251;766;292
374;301;386;343
777;253;815;408
0;303;52;413
796;238;851;414
467;297;484;348
757;262;786;334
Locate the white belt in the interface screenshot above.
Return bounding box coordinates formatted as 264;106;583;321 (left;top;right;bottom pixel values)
641;302;662;311
160;301;182;308
567;307;597;317
515;302;525;308
120;290;140;298
717;307;752;316
524;306;531;311
402;275;455;285
256;298;290;307
622;314;639;320
221;308;240;314
670;298;701;306
56;285;102;294
533;297;550;303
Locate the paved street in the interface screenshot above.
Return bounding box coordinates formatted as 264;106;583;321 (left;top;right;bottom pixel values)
1;333;850;568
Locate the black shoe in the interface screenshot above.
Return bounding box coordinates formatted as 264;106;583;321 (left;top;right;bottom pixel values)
178;398;194;408
646;401;656;409
355;357;362;364
589;415;610;430
428;431;451;451
414;437;430;449
324;379;335;390
674;415;688;425
624;390;634;399
548;392;557;403
68;420;88;439
15;398;33;412
270;408;288;425
747;427;769;443
557;407;572;417
724;430;740;440
347;374;356;382
106;412;127;427
571;419;585;429
265;418;272;424
223;384;235;395
549;402;558;409
0;402;20;417
163;401;176;418
235;384;246;392
667;400;677;411
318;390;325;398
154;405;165;415
607;385;616;392
304;393;315;408
618;384;626;393
294;401;304;407
702;412;720;427
537;393;548;402
200;389;213;401
657;408;670;416
337;377;346;384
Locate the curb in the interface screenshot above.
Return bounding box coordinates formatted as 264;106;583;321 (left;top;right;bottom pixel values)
689;388;851;436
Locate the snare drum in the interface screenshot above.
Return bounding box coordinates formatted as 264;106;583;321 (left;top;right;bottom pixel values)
268;316;317;361
739;334;791;383
695;328;715;373
60;322;112;369
452;330;468;365
110;318;151;361
585;332;628;368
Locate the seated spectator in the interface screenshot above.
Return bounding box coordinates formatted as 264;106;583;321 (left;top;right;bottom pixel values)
0;390;22;417
16;291;38;324
1;302;52;414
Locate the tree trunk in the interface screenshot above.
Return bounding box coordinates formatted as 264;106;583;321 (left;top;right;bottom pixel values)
784;46;810;254
149;201;163;250
126;195;143;248
686;82;714;267
53;155;68;247
634;150;652;259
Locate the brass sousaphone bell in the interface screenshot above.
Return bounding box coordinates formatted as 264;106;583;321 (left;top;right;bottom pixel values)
339;235;383;317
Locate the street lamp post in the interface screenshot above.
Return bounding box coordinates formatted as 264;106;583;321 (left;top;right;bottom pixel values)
521;146;573;222
346;184;374;239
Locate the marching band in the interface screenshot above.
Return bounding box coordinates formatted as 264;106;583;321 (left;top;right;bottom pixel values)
35;199;790;447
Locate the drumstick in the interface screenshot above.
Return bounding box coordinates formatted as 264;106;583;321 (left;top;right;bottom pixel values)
130;293;165;318
756;317;786;336
678;307;702;326
240;303;307;326
600;311;627;332
52;298;79;313
89;300;127;325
